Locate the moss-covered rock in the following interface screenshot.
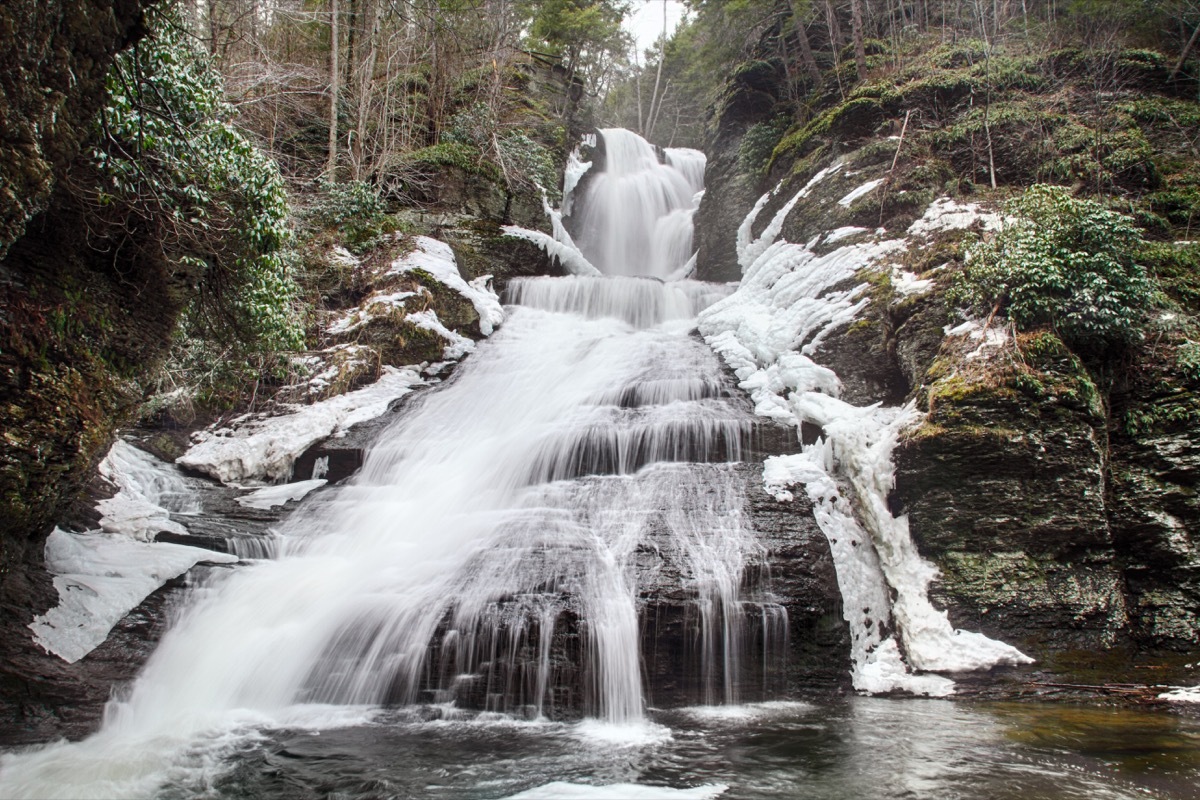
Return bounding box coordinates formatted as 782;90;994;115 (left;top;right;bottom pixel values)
892;327;1125;655
0;0;153;260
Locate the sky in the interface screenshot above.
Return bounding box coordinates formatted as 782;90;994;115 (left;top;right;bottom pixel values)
624;0;689;57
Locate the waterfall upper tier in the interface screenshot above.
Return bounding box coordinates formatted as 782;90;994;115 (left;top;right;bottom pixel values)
566;129;705;280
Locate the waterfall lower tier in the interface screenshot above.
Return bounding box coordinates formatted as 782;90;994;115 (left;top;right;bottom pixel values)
68;278;840;756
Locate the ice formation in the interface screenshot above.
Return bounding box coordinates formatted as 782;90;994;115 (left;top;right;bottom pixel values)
699;190;1033;694
30;442;237;663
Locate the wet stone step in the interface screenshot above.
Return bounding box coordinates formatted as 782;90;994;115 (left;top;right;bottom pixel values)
154;531;230;554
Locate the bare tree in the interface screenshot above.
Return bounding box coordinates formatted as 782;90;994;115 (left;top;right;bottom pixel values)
850;0;867;80
327;0;339;179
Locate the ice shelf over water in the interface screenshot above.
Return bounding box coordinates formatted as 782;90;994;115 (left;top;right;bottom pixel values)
699;176;1033;694
30;442;237;663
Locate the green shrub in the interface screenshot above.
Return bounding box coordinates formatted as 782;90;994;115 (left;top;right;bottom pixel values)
304;180;399;250
307;180;385;229
953;184;1156;349
738;117;789;176
97;17;303;351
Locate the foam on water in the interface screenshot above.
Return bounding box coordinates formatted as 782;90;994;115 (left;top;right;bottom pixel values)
505;783;728;800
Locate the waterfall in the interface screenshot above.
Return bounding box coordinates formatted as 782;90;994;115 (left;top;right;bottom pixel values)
568;129;705;280
0;130;778;799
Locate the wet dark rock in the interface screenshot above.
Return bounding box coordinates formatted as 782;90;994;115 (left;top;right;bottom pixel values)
0;573;188;745
654;459;853;701
154;531;231;554
812;316;908;407
414;458;850;719
745;420;803;461
738;462;852;695
1108;364;1200;650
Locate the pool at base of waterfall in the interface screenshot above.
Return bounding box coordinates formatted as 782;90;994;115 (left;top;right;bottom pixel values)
170;698;1198;800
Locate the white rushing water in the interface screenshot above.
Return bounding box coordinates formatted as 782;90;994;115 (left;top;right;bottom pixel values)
568;129;705;280
0;129;766;800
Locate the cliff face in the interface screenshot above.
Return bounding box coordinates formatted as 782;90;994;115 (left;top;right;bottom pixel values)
0;1;162;599
696;40;1200;676
0;0;177;737
0;0;150;261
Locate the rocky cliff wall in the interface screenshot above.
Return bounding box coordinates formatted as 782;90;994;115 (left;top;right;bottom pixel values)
695;40;1200;681
0;0;180;739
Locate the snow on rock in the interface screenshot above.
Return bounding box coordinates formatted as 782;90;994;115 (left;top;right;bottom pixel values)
179;367;426;485
825;226;870;244
907;197;1003;238
406;308;476;360
236;479;327;510
295;344;377;398
30;529;237;663
891;267;933;296
387;236;504;334
326;289;424;336
837;178;885;207
944;319;1011;360
96;441;198;540
700;188;1032;695
503;225;602;277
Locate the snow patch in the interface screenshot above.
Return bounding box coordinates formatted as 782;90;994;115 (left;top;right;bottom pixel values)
825;226;869;244
406;308;476;360
387;236;504;334
236;479;327;510
1159;686;1200;703
178;367;426;485
503;225;602;277
891;267;933;296
944;319;1011;359
908;197;1003;238
838;178;885;207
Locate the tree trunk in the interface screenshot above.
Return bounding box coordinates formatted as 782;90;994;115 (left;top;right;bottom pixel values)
1170;21;1200;80
346;0;358;88
825;0;844;47
646;3;668;142
327;0;340;180
850;0;867;80
788;0;823;83
352;0;378;179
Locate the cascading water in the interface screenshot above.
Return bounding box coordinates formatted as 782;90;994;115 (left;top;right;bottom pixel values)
0;129;782;799
568;129;704;280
